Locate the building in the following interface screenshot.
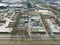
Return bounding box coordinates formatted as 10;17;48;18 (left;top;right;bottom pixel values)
17;10;48;38
9;4;23;8
0;18;13;33
0;9;16;33
39;10;60;35
27;2;32;8
0;0;2;2
0;3;8;9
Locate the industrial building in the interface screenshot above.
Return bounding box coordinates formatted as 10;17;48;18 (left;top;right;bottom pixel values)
9;4;23;8
27;2;32;8
2;0;27;3
16;10;48;38
0;9;16;33
39;10;60;35
0;1;60;41
0;3;8;9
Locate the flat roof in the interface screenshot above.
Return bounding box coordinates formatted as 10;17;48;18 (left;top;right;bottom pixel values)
9;4;22;7
0;18;13;33
31;27;45;32
45;19;60;33
0;3;8;6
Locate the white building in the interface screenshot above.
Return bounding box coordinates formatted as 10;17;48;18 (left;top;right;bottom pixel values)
0;9;16;33
9;4;23;8
2;0;27;3
0;18;13;33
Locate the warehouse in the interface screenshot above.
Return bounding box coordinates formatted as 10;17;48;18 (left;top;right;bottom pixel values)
30;14;46;34
45;19;60;34
0;18;13;33
9;4;23;8
16;11;48;37
0;9;16;33
0;3;8;9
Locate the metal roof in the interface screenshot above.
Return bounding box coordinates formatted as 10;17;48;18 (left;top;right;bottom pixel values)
0;3;8;6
